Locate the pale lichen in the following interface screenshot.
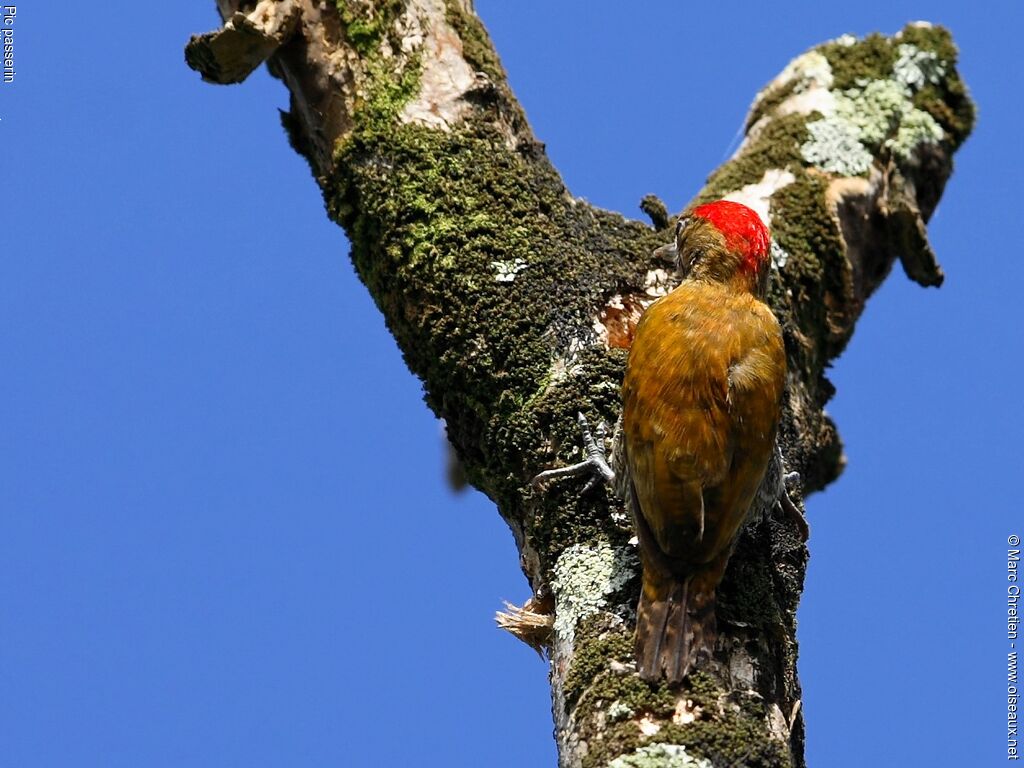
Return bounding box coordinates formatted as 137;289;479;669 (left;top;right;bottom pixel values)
800;39;946;173
835;79;909;145
774;50;834;93
770;239;791;270
800;118;873;175
886;104;944;158
608;743;714;768
745;51;835;136
551;541;639;643
893;43;946;90
642;268;672;298
607;700;635;723
491;257;529;282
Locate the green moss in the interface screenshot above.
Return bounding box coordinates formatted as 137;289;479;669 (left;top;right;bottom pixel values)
814;26;973;154
330;112;662;573
609;743;712;768
639;194;670;231
769;171;853;362
656;715;791;768
345;16;383;55
898;23;959;65
578;672;790;768
329;1;425;136
581;722;644;768
335;0;406;56
565;629;736;768
901;25;976;150
626;674;790;766
681;672;721;709
719;530;784;629
581;671;676;721
443;0;506;83
697;112;813;203
522;348;634;560
819;32;895;90
565;619;677;717
913;79;974;149
746;77;800;132
357;54;423;131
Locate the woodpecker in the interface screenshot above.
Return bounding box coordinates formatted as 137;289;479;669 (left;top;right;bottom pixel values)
622;200;786;683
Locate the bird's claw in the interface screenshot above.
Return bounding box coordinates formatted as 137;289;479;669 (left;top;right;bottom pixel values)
531;412;616;493
778;469;809;541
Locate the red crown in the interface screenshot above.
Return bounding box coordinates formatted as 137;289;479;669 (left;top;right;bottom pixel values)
692;200;771;273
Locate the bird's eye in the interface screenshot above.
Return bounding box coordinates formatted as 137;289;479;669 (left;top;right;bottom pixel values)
675;218;689;237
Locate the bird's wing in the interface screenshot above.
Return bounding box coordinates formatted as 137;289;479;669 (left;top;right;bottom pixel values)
710;298;787;542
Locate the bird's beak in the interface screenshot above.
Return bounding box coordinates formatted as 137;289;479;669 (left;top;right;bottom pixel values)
653;241;678;264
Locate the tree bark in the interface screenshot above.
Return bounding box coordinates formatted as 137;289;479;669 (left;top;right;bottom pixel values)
186;4;974;766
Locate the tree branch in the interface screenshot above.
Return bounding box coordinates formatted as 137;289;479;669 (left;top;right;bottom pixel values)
186;4;974;766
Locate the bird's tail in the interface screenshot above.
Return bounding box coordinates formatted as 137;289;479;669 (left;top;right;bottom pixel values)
635;571;717;684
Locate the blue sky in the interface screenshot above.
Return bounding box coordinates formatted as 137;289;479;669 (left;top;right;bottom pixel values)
1;2;1019;766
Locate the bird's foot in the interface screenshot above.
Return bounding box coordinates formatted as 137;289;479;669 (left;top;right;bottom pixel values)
778;469;809;541
531;412;616;494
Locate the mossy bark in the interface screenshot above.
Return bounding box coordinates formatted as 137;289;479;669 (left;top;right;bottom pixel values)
186;4;974;766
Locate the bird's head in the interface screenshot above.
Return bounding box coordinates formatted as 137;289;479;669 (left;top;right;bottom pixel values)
657;200;773;297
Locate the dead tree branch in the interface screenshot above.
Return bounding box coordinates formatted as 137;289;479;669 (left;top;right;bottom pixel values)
186;4;974;765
